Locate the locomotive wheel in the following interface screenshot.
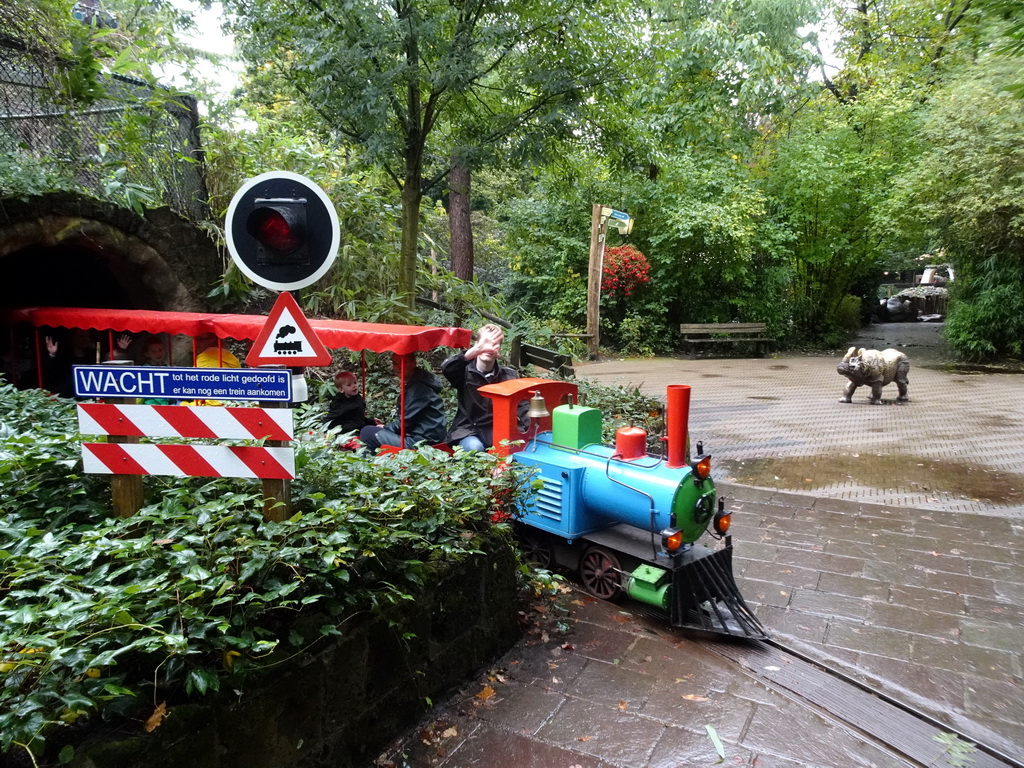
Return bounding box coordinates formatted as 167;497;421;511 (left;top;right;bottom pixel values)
519;532;553;569
579;546;624;601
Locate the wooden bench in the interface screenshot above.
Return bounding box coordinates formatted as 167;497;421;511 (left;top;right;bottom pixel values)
678;323;772;359
509;338;575;377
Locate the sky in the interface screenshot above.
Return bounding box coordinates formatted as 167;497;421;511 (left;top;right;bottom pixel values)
159;0;240;106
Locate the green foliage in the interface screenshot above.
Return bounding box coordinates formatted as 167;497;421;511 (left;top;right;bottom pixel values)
757;78;925;344
1;0;218;218
613;313;662;358
0;383;530;758
886;56;1024;361
222;0;631;305
933;731;976;768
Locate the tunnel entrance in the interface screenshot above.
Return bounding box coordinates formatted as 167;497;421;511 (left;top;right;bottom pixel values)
0;193;223;390
0;242;135;310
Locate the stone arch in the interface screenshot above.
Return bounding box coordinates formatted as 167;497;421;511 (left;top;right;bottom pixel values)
0;192;222;313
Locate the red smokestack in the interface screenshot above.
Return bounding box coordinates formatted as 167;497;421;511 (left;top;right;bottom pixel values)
666;385;690;468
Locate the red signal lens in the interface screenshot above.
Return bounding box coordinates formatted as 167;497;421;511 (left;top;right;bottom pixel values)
251;209;301;254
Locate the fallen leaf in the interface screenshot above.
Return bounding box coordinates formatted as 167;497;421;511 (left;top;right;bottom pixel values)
681;694;708;702
611;614;632;623
571;600;586;606
533;604;548;613
617;700;628;711
441;727;458;739
577;735;592;742
476;685;495;701
144;702;167;732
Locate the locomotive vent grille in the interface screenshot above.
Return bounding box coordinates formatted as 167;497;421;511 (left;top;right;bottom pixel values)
534;476;563;522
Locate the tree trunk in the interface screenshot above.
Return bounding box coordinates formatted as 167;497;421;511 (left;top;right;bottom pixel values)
449;158;474;281
399;181;421;310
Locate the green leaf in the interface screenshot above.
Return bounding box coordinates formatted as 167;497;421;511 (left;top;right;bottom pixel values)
705;725;725;762
186;669;220;696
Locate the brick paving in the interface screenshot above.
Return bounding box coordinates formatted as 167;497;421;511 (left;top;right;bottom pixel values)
723;483;1024;760
374;325;1024;768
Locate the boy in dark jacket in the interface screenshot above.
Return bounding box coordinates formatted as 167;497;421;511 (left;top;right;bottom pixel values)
324;371;374;434
441;324;526;451
359;354;447;451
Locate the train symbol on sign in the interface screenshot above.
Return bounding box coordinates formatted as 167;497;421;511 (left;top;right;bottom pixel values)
273;324;303;355
246;291;332;368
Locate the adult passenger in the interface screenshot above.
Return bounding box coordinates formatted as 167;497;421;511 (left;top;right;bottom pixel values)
441;323;526;451
359;354;446;451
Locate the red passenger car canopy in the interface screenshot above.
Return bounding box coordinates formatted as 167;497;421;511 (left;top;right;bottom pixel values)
4;306;472;355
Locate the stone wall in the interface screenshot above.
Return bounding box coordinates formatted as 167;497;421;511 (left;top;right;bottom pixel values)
73;535;521;768
0;192;221;313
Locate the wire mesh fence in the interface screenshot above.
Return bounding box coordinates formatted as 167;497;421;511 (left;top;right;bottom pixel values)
0;37;210;222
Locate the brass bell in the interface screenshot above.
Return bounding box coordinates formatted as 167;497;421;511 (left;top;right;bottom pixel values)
527;391;550;419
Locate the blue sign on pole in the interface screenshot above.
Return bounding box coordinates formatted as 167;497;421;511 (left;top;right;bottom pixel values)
73;366;292;402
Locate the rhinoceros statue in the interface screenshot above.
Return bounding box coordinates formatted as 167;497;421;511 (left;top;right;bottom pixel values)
837;347;910;404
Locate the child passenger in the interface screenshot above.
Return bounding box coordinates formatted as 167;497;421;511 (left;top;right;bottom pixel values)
324;371;374;435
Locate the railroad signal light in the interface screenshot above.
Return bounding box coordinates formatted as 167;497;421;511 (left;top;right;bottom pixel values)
246;198;309;266
226;171;339;292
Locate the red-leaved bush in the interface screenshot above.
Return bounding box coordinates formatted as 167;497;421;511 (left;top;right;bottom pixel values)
602;245;650;298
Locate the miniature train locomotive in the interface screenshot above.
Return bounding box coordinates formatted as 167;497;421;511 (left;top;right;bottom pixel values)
479;378;766;640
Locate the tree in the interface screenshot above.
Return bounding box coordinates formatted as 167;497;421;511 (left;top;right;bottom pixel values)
225;0;628;308
503;0;817;348
887;56;1024;360
448;155;473;280
751;0;1010;343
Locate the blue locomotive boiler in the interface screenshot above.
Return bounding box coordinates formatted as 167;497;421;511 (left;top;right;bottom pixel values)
479;379;766;639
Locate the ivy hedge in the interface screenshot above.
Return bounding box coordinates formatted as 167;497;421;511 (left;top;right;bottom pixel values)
0;383;532;763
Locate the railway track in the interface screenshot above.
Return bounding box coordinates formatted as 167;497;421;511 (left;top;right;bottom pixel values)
693;634;1023;768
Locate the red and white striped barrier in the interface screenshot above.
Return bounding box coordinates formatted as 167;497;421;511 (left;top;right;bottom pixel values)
82;443;295;479
77;403;295;480
77;404;293;441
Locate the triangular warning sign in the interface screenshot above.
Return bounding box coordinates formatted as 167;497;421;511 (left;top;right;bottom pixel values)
246;292;332;367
